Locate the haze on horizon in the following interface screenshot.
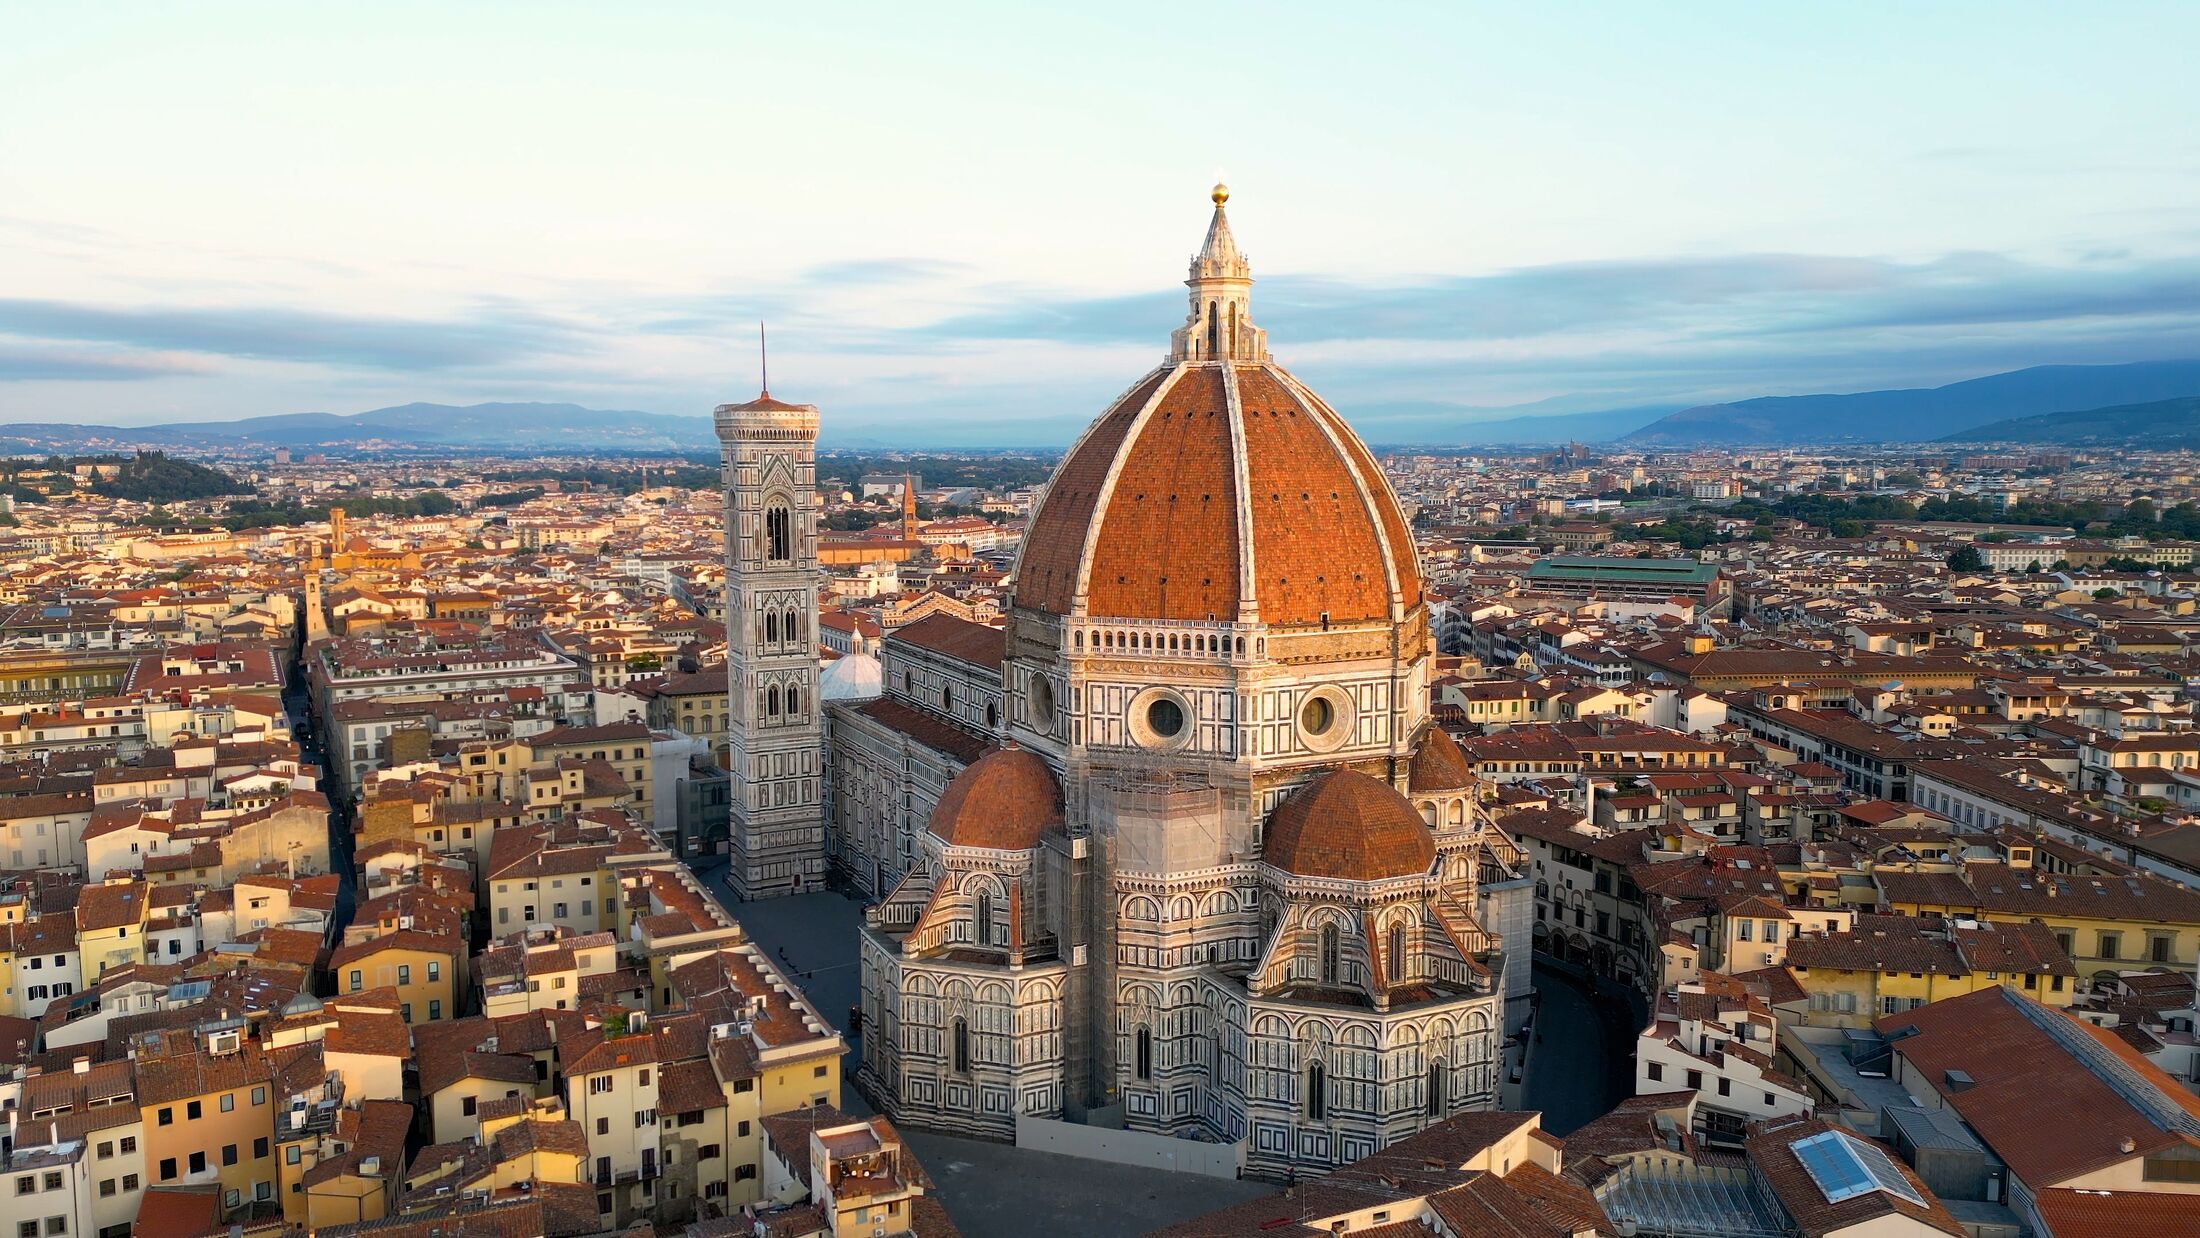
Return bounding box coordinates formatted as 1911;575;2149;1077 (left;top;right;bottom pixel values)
4;2;2199;446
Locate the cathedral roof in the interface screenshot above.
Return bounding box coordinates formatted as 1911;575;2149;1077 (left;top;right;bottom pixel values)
1263;769;1436;883
818;650;882;702
1010;190;1421;629
926;746;1062;852
1408;726;1480;792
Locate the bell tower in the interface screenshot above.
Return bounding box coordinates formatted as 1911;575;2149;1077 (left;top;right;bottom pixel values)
717;383;826;899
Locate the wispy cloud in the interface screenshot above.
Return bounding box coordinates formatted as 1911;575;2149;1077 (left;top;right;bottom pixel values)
0;345;204;382
5;244;2200;446
899;252;2200;349
0;299;576;370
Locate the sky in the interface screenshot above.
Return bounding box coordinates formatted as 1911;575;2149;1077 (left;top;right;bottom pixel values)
4;2;2199;446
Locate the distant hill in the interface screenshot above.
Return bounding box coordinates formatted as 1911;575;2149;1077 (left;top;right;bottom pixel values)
1447;404;1679;446
145;402;715;450
1938;394;2200;447
1621;360;2200;446
0;402;716;454
91;451;252;501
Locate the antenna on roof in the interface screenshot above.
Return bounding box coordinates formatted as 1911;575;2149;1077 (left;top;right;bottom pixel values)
759;321;770;397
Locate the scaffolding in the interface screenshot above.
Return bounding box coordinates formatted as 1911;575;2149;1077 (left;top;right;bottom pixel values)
1091;764;1233;877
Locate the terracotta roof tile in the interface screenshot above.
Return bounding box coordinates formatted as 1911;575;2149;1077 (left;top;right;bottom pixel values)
927;747;1061;851
1264;770;1435;882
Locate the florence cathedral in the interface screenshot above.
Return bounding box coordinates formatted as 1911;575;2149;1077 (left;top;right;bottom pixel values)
716;188;1529;1177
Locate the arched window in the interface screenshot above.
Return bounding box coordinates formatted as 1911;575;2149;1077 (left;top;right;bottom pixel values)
1206;300;1219;356
1389;922;1408;980
1135;1026;1152;1080
786;686;802;717
786;606;801;644
952;1017;970;1073
764;610;779;644
766;506;791;562
1305;1060;1326;1120
1427;1060;1446;1116
975;891;993;944
1229;301;1240;354
766;686;780;717
1319;923;1340;986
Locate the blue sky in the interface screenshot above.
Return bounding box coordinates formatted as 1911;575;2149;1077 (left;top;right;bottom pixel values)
3;2;2198;444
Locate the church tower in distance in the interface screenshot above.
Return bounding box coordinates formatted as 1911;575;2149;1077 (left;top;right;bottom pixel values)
717;383;826;899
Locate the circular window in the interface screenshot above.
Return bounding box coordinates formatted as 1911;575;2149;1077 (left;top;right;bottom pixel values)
1146;697;1186;738
1297;688;1354;753
1026;675;1056;728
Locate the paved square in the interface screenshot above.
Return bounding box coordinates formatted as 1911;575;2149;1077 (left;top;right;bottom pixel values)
709;877;1279;1236
904;1129;1277;1238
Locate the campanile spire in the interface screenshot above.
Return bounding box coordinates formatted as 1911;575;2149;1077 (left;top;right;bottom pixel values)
1170;182;1268;363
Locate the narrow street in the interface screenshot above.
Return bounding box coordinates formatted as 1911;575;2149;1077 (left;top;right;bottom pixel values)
284;664;355;929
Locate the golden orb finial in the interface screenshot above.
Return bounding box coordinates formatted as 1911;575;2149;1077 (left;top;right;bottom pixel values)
1211;181;1230;207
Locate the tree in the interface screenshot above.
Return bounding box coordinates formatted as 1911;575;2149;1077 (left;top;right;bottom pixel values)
2094;587;2121;601
1946;544;1986;572
2025;560;2042;574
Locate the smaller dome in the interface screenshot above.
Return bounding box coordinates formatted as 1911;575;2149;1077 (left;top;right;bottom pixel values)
928;747;1063;852
1263;770;1435;882
1408;727;1479;792
819;651;883;702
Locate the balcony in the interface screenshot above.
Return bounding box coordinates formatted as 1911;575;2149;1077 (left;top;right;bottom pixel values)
593;1162;660;1187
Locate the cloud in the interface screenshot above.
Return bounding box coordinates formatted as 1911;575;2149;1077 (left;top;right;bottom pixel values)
798;258;967;286
0;345;202;382
900;251;2200;350
0;298;576;370
7;242;2200;446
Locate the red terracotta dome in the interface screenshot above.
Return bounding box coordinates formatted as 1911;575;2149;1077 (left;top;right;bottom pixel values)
1011;190;1420;629
1263;769;1436;882
1408;726;1480;792
927;746;1063;851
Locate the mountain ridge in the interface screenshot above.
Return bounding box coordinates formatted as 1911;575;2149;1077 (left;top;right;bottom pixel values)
1620;360;2200;446
1938;394;2200;447
0;402;716;453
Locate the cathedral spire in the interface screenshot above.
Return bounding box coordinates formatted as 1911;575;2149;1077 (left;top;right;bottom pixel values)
1170;182;1268;363
1195;182;1246;276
